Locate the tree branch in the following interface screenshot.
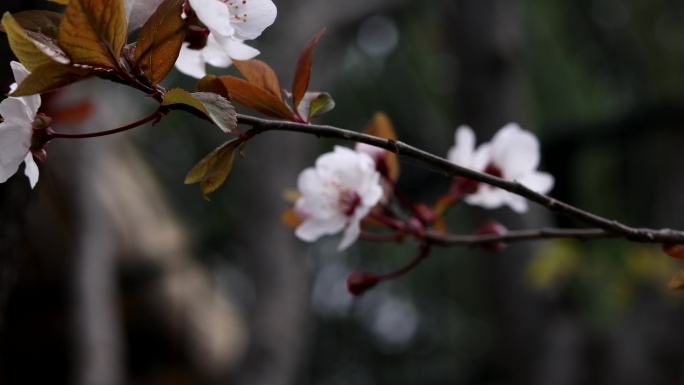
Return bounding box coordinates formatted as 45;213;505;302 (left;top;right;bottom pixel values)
237;114;684;244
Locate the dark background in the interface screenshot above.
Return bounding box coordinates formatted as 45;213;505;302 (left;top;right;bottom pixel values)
1;0;684;384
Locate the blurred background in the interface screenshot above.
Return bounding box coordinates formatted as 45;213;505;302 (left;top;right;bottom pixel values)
2;0;684;384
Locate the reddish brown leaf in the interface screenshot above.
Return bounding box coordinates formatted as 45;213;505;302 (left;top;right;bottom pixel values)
58;0;128;68
291;28;326;109
233;59;283;101
134;0;186;85
362;112;400;181
219;76;296;121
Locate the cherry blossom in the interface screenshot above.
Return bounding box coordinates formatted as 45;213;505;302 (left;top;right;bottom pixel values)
176;0;277;78
447;123;554;213
0;62;40;188
294;146;384;250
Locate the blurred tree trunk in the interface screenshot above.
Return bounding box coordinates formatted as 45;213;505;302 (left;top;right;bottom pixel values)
449;2;587;384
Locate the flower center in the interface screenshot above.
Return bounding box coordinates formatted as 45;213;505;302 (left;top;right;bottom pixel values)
339;190;362;217
484;163;503;178
184;25;210;49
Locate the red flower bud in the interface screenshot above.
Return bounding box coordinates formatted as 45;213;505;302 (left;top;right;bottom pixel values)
474;220;508;253
663;243;684;260
347;271;381;296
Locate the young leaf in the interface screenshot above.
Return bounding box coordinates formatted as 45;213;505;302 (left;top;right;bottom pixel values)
292;28;326;109
2;12;56;71
218;76;296;121
363;112;400;181
0;10;62;37
296;91;335;121
233;59;283;101
185;139;240;199
668;270;684;291
197;75;229;97
134;0;186;85
58;0;128;68
11;61;91;97
161;88;238;133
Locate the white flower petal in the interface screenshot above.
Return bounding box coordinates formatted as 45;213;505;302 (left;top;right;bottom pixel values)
225;39;260;60
175;43;207;79
447;125;476;168
490;123;540;179
189;0;234;36
202;34;233;68
23;152;39;189
338;219;361;251
0;121;32;184
0;97;34;125
465;186;507;210
9;62;41;115
228;0;277;40
295;215;347;242
518;171;554;194
471;143;492;171
505;194;528;213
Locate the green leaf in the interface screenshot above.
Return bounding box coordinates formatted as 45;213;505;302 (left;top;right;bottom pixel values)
162;88;238;133
307;92;335;120
11;61;91;96
185;139;241;199
58;0;128;68
134;0;186;85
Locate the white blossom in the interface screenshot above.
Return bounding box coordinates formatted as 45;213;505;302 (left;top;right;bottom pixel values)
0;62;40;188
176;0;277;78
295;146;383;250
447;123;554;213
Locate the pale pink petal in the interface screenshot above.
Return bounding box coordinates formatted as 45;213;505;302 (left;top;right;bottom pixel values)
465;186;507;210
0;121;31;184
0;97;34;124
338;219;361;251
504;194;528;213
471;143;492;171
189;0;234;36
295;215;346;242
175;43;207;79
518;171;554;194
490;123;540;179
10;61;29;86
228;0;277;40
224;39;260;60
202;35;233;68
447;125;476;168
23;152;39;189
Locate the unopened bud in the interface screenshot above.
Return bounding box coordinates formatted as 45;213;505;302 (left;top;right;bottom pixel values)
32;113;52;130
663;243;684;260
474;220;508;253
347;271;380;296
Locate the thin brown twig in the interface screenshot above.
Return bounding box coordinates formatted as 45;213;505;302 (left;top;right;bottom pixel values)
237;113;684;244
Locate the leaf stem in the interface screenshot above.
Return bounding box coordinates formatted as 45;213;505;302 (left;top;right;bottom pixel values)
47;109;162;140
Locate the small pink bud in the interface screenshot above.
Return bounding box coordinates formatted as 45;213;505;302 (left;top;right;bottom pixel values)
474;220;508;253
663;243;684;260
347;271;380;296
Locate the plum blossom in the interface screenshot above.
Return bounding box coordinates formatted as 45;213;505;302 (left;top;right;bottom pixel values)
447;123;554;213
294;146;384;250
0;62;40;188
176;0;277;78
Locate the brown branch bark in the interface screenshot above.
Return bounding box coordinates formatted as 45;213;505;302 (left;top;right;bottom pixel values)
237;113;684;245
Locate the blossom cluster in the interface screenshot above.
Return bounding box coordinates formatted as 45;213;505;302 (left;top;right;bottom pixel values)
176;0;277;78
288;123;555;250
